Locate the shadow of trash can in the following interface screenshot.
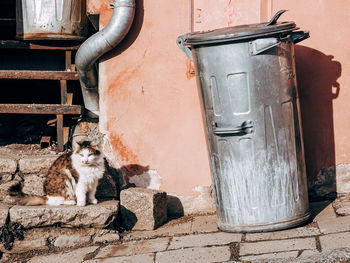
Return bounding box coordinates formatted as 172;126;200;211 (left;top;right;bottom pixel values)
177;10;310;232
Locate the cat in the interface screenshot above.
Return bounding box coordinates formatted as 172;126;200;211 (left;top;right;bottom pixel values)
13;140;105;206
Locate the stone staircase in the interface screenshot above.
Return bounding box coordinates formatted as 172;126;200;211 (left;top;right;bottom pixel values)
0;143;169;259
0;144;122;255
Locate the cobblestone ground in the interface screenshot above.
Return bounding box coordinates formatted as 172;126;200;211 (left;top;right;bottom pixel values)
5;199;350;263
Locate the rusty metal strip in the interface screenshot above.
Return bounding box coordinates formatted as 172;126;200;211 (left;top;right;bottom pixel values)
0;104;83;115
0;70;79;80
0;40;80;50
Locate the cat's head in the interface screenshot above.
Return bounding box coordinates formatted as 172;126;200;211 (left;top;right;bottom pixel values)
73;140;103;166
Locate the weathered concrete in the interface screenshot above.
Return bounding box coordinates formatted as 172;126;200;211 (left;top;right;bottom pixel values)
245;225;320;241
120;187;167;230
9;200;119;228
309;200;337;222
336;164;350;194
320;232;350;250
122;216;193;241
0;227;97;254
168;232;241;250
240;251;299;262
239;238;316;256
317;216;350;234
84;253;155;263
191;213;218;233
95;238;170;258
27;246;99;263
155;246;231;263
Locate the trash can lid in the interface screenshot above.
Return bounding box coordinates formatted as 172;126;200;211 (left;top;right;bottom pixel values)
185;21;297;45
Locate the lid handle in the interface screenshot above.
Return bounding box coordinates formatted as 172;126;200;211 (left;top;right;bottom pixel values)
176;34;193;61
266;10;287;26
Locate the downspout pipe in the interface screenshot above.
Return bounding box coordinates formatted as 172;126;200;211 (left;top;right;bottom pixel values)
75;0;136;117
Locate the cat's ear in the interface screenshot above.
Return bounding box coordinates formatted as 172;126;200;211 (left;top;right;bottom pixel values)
90;139;101;149
73;139;85;151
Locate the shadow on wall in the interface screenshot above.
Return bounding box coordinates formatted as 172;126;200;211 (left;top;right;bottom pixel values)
295;45;342;200
101;0;144;62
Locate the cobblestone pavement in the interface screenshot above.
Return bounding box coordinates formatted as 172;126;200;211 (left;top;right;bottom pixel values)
6;199;350;263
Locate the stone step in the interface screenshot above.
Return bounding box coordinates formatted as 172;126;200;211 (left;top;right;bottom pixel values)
9;200;119;228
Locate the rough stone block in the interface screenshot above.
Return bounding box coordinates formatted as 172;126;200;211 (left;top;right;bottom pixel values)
19;155;59;174
22;174;45;196
9;200;119;228
120;187;167;230
0;178;22;201
93;230;120;244
0;156;17;174
0;204;9;227
53;234;91;248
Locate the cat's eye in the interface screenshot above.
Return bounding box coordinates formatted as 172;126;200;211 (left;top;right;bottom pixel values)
79;154;84;157
88;153;94;157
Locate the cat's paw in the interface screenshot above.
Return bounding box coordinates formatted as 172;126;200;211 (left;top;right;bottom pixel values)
77;201;86;207
63;200;76;205
89;198;98;205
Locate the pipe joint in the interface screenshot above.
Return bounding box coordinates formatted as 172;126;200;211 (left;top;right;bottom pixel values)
109;0;136;9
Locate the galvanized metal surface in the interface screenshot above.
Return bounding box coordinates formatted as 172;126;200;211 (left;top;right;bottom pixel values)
182;32;310;231
16;0;88;40
75;0;136;117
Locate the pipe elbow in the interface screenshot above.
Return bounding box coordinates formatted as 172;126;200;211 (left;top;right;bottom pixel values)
75;0;136;116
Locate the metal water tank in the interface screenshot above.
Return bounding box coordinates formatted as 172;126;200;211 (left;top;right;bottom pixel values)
16;0;88;40
177;11;310;232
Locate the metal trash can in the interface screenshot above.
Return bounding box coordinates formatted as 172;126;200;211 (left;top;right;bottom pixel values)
16;0;88;40
177;11;310;232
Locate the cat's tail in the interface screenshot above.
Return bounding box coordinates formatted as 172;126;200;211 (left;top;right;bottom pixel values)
17;195;47;206
5;182;47;206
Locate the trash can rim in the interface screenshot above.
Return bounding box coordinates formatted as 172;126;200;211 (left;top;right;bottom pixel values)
184;21;296;45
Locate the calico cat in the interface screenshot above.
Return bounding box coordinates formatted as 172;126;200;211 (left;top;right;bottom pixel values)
16;140;105;206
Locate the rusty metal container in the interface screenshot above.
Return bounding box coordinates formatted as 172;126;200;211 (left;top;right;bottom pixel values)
16;0;88;40
177;12;310;232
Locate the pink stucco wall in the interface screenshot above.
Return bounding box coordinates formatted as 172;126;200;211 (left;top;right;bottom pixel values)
89;0;350;199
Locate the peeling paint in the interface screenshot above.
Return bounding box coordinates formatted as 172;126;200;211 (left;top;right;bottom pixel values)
109;132;139;163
